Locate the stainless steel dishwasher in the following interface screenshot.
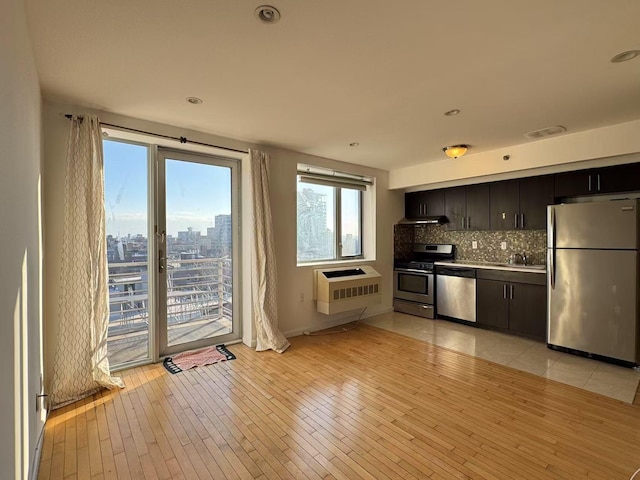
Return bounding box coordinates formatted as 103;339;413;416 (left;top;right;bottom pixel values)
435;266;477;322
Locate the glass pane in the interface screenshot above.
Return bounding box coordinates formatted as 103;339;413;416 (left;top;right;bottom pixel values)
103;140;150;366
165;159;233;347
341;188;362;257
297;181;335;261
398;273;427;294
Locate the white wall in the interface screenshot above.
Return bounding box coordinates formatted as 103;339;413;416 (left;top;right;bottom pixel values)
0;0;45;478
391;118;640;190
265;145;401;338
43;102;403;369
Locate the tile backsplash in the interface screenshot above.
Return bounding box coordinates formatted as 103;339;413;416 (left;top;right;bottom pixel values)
395;224;547;265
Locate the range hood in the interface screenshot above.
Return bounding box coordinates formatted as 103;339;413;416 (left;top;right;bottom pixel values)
398;216;448;225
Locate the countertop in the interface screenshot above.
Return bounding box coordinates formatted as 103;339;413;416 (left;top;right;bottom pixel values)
434;260;546;274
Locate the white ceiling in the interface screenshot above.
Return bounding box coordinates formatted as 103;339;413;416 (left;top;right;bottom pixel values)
25;0;640;171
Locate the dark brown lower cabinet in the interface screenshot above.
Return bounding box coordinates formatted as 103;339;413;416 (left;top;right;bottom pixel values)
508;282;546;339
476;271;547;340
477;279;509;329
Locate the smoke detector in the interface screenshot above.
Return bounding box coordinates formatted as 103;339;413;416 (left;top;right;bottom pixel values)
255;5;281;24
523;126;566;139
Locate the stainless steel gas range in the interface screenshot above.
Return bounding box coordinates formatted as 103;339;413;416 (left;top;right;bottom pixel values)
393;244;455;319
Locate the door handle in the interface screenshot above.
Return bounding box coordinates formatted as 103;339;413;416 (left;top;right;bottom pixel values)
547;207;556;290
159;249;166;273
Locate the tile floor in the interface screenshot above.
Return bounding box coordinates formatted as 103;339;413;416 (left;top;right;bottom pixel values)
363;311;640;403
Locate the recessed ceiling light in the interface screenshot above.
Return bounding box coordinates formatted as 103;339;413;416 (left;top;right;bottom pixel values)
611;50;640;63
186;97;203;104
255;5;281;24
444;109;461;116
349;142;360;147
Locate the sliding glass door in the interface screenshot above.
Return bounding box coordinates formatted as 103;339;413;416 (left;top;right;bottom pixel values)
103;139;240;368
157;148;240;356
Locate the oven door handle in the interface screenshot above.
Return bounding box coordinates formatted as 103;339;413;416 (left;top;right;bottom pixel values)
394;268;432;275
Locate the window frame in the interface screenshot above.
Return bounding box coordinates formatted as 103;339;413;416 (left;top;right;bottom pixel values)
296;165;372;264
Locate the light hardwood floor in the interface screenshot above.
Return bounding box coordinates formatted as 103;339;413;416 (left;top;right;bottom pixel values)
38;324;640;480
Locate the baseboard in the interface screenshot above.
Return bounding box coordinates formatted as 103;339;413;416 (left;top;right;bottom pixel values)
282;306;393;339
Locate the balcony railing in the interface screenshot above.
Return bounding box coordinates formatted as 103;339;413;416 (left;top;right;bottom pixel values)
107;256;233;366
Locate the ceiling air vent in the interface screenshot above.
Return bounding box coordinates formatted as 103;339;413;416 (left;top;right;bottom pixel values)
523;126;567;139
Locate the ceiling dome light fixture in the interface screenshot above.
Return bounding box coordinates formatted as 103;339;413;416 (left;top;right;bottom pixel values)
443;145;469;159
255;5;281;24
349;142;359;147
444;109;461;116
611;50;640;63
523;125;566;139
186;97;203;104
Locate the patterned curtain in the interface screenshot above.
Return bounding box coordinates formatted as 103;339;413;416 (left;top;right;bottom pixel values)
249;149;290;353
50;115;124;408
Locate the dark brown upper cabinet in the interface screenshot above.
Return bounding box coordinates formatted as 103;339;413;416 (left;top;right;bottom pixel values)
490;175;554;231
445;184;490;231
404;190;444;219
490;179;520;230
554;162;640;199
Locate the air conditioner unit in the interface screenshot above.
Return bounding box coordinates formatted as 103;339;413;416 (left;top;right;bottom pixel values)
314;265;382;315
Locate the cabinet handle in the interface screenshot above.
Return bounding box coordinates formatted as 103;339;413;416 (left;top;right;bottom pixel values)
503;284;507;299
597;174;601;192
510;284;514;299
520;213;524;229
588;174;592;192
514;213;518;229
467;217;471;229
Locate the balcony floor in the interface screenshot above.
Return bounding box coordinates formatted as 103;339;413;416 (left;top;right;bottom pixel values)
107;316;233;366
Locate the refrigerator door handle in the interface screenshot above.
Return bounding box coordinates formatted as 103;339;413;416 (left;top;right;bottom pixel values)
549;207;556;289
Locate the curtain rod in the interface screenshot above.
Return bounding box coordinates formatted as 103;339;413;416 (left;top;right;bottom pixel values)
64;114;249;155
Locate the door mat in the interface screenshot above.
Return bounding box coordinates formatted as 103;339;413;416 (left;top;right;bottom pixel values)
163;344;235;374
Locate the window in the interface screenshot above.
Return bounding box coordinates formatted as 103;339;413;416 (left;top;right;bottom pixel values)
296;165;372;263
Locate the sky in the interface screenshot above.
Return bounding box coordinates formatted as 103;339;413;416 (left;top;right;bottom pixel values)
103;139;231;237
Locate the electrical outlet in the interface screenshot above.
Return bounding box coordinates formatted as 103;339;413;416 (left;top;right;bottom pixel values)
501;241;507;250
472;241;478;249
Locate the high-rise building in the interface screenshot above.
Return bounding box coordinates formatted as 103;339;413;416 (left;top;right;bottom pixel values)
209;214;232;257
297;187;332;260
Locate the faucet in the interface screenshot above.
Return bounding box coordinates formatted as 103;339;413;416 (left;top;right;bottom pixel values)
509;252;527;265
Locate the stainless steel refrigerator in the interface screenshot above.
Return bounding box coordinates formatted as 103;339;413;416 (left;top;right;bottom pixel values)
547;200;639;365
